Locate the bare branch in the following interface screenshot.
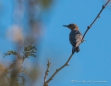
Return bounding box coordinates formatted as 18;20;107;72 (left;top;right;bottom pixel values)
44;59;51;86
46;53;74;83
82;0;110;41
43;0;110;85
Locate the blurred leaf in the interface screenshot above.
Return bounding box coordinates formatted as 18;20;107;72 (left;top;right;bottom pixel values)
23;45;37;58
37;0;53;9
3;50;19;57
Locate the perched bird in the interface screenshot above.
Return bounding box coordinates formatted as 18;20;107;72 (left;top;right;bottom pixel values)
63;24;83;54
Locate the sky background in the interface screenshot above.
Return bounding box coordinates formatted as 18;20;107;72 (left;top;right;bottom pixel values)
0;0;111;86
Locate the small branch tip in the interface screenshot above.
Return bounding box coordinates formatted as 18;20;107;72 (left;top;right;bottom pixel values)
102;5;105;9
87;26;90;29
66;63;69;66
56;69;59;72
98;15;100;18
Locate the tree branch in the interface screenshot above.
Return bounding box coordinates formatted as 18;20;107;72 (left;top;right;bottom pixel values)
44;59;51;86
43;0;110;85
82;0;110;41
46;53;74;83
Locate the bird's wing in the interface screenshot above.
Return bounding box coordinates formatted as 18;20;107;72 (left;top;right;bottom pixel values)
75;33;82;47
69;32;76;47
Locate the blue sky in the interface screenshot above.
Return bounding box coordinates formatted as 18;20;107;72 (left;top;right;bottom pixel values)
0;0;111;86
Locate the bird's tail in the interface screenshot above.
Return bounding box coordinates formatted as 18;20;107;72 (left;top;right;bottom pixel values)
76;46;80;52
72;46;80;54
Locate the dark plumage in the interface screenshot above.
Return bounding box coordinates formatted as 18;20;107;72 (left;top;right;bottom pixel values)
63;24;82;53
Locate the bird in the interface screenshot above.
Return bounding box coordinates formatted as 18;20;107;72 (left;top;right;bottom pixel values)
63;24;83;54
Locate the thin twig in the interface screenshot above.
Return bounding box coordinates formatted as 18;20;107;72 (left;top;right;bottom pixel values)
44;59;51;86
43;0;110;85
46;53;74;83
82;0;110;41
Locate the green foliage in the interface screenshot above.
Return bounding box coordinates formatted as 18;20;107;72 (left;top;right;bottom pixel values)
23;45;37;58
19;76;25;86
3;45;37;58
37;0;54;9
3;50;18;57
0;45;37;86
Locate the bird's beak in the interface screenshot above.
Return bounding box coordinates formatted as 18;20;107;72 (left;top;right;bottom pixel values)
63;25;68;27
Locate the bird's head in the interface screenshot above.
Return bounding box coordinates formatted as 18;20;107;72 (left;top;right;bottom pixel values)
63;24;78;31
